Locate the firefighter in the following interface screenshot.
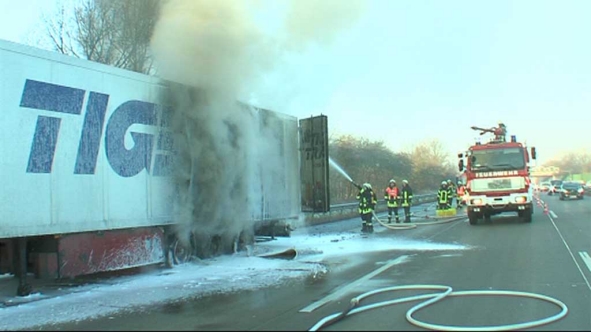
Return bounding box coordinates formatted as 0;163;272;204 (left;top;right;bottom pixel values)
357;183;377;233
446;179;455;208
400;180;413;223
494;122;507;142
456;181;466;208
437;181;450;210
384;179;400;223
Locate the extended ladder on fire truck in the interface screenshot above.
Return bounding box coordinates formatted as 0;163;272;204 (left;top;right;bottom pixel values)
470;122;507;143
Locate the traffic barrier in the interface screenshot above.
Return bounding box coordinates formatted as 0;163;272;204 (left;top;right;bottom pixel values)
306;194;438;226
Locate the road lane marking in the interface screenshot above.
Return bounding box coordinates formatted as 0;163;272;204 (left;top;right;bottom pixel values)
299;255;409;313
549;210;558;218
546;213;591;291
579;252;591;273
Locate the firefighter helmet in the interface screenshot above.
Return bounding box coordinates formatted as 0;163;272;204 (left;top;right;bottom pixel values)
441;181;447;185
389;179;396;184
363;183;372;190
402;180;409;184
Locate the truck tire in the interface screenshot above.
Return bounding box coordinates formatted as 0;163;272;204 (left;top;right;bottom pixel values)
523;210;532;223
172;238;193;264
468;212;478;225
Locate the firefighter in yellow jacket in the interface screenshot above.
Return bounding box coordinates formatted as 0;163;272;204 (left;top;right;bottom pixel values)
446;179;456;208
437;181;450;210
357;183;377;233
400;180;413;223
384;179;400;223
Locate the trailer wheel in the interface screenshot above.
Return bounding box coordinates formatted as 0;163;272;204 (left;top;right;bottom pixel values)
172;239;193;264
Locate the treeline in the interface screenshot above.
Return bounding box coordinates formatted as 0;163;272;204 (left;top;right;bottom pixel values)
328;135;457;203
543;150;591;175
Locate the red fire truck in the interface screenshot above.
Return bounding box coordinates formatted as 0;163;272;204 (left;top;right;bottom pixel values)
458;123;537;225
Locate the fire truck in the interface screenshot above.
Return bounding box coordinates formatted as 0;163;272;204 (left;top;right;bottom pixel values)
458;123;537;225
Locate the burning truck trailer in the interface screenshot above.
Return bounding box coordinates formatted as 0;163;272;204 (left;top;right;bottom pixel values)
457;123;537;225
0;40;326;296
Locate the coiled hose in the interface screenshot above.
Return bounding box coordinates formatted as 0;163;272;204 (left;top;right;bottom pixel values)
309;285;568;331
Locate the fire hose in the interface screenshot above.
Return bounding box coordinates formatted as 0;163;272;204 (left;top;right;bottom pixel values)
316;185;569;330
351;181;465;230
309;285;568;331
372;205;465;230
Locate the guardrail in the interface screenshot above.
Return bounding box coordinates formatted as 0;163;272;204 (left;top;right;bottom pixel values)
305;193;438;225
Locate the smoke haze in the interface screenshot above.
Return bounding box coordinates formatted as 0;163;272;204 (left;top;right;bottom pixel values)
150;0;366;256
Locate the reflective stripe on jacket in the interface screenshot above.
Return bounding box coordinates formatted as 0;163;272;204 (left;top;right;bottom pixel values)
384;186;399;207
357;188;377;214
401;187;413;207
438;189;448;204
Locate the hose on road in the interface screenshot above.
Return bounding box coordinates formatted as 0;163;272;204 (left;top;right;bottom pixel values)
372;206;465;230
309;285;568;331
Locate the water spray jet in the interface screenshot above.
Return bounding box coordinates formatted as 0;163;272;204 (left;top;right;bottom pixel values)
329;157;361;189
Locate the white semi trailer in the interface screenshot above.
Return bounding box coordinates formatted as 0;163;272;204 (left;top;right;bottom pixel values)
0;40;313;295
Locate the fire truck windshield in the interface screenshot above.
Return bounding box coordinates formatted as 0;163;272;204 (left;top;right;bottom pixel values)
469;147;525;171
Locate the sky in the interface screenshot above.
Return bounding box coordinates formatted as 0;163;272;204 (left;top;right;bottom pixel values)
0;219;469;330
1;0;590;166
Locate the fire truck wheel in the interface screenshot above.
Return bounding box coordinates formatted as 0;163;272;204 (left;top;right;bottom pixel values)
468;212;478;225
523;211;532;223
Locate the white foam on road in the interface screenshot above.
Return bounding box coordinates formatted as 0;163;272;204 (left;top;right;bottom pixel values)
0;229;469;331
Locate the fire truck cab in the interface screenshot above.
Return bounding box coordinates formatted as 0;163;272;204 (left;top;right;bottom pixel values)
458;124;537;225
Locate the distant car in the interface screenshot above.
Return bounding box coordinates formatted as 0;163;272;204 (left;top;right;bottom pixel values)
559;182;585;200
548;180;563;195
538;182;551;192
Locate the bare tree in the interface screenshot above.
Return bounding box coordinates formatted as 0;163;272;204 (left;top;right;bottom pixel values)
41;0;160;74
40;0;79;56
406;138;456;192
109;0;160;73
329;135;412;203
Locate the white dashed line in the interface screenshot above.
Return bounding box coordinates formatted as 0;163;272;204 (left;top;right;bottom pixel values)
299;255;409;313
579;252;591;273
546;213;591;291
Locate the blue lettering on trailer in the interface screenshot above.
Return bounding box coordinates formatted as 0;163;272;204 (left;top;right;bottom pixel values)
20;79;174;177
74;92;109;174
26;116;62;173
152;108;175;177
105;100;157;177
20;79;85;115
